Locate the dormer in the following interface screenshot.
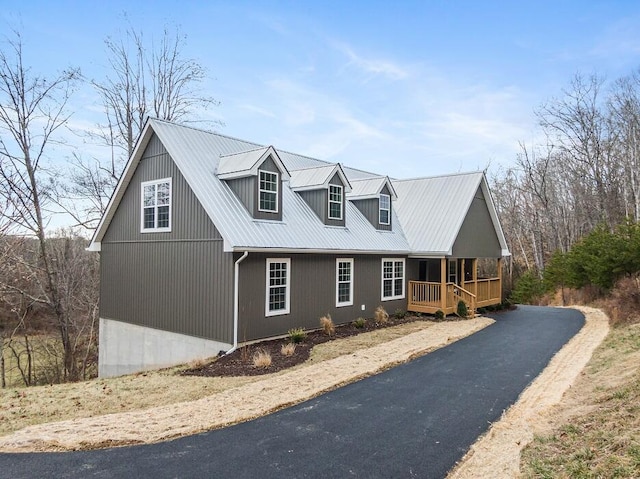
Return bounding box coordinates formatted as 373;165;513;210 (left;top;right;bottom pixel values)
290;163;352;227
347;176;397;231
218;146;290;221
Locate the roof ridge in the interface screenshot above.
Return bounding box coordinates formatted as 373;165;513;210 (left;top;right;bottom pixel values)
219;145;269;157
149;117;265;149
393;170;483;183
289;163;337;173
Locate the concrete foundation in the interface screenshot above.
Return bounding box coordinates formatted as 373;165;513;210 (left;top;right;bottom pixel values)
99;318;232;377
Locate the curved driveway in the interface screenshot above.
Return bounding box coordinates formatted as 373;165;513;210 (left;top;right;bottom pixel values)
0;305;584;478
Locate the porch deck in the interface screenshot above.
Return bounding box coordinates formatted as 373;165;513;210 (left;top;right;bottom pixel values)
407;278;501;316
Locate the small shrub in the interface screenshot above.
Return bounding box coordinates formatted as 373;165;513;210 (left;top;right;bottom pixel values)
434;310;444;320
319;314;335;336
374;305;389;324
240;344;252;363
353;317;366;329
288;327;307;343
252;349;272;368
188;357;208;369
280;343;296;357
457;300;469;318
394;308;406;319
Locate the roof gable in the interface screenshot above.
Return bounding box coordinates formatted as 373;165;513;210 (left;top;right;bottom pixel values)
392;172;509;256
217;145;290;180
289;163;352;192
347;176;397;200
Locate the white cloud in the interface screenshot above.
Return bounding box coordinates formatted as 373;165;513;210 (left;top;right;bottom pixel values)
331;40;409;81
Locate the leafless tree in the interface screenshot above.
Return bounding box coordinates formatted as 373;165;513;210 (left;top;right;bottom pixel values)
59;26;220;231
0;30;84;381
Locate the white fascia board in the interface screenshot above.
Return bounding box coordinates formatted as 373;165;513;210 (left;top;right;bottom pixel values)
217;170;252;180
232;247;411;255
86;241;101;252
256;146;291;180
88;120;155;249
480;176;510;255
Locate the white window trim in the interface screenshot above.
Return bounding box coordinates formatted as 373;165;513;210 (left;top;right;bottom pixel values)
258;169;279;213
335;258;354;307
328;184;343;220
265;258;290;316
140;177;172;233
381;258;405;301
379;193;391;225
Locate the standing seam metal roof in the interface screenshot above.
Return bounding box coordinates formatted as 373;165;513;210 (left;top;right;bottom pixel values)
90;118;509;257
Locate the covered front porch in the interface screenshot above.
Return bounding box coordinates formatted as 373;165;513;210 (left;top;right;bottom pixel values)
407;258;503;316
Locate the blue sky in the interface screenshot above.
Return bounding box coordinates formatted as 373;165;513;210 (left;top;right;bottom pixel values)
3;1;640;178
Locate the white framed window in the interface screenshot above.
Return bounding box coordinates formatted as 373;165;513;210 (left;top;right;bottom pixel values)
266;258;290;316
336;258;354;307
259;170;279;213
328;184;343;220
379;193;390;225
141;178;172;232
381;258;405;301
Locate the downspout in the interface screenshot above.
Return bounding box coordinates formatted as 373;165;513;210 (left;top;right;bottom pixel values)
226;251;248;355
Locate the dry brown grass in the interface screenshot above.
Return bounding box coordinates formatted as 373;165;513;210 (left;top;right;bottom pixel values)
0;318;441;438
252;349;272;369
520;320;640;478
374;305;389;324
280;343;296;357
0;369;254;437
319;314;335;336
599;275;640;327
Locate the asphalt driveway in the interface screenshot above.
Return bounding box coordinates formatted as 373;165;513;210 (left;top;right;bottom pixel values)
0;305;584;478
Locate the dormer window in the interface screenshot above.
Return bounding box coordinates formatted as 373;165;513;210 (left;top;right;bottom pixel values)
379;194;390;225
328;184;343;220
259;170;279;213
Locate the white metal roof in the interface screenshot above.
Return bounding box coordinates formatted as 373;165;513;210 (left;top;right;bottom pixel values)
347;176;397;200
392;172;509;256
89;119;509;257
289;164;352;192
217;145;291;180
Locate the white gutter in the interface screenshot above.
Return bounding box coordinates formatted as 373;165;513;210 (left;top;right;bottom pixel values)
226;251;249;355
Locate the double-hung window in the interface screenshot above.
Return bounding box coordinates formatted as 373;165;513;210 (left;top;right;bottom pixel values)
381;258;405;300
328;185;343;220
141;178;172;232
379;194;390;225
259;170;279;213
266;258;290;316
336;258;353;307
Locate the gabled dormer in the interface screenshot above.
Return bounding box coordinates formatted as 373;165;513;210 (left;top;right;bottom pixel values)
289;163;352;227
218;146;290;221
347;176;397;231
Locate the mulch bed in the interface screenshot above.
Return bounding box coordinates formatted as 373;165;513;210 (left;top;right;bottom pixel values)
181;313;430;378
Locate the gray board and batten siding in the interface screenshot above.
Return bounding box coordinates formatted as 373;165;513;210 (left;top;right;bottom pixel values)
227;156;283;221
352;184;393;231
298;172;346;227
451;186;502;258
237;253;407;341
100;133;234;344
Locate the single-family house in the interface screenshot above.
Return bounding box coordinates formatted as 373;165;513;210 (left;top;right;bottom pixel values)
89;118;510;377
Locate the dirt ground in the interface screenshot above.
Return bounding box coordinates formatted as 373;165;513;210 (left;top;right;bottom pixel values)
0;306;609;478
